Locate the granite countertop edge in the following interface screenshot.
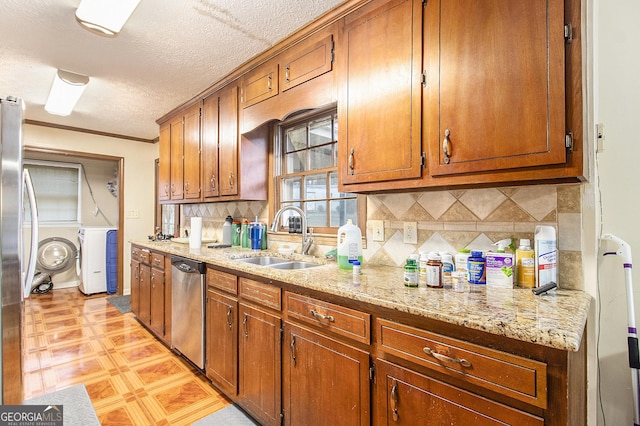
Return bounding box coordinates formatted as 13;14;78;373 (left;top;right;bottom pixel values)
132;240;591;352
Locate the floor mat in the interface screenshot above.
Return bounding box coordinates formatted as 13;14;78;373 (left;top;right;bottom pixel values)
23;384;100;426
107;294;130;313
192;404;258;425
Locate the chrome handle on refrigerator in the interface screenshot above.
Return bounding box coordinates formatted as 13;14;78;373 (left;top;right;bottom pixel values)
23;168;38;298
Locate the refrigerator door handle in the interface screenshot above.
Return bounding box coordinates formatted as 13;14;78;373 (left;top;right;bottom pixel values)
23;168;38;298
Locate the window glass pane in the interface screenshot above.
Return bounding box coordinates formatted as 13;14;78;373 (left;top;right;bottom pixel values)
25;163;79;222
330;198;358;227
281;177;301;201
277;202;302;231
285;151;306;173
333;114;338;140
286;125;307;152
309;145;333;170
306;201;327;227
309;118;333;147
329;172;339;198
304;174;326;200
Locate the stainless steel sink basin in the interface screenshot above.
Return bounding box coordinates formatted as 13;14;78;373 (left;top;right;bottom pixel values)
267;261;322;270
234;256;321;270
234;256;291;266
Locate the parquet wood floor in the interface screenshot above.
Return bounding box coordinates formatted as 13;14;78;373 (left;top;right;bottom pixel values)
23;288;231;425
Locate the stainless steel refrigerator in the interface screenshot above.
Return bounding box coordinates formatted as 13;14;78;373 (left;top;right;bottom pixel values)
0;96;38;404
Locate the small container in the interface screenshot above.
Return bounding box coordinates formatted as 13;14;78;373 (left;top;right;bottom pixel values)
404;258;419;287
418;251;428;286
222;216;233;246
352;260;361;275
241;220;250;248
516;239;535;288
440;253;454;286
467;251;486;284
426;252;443;288
455;249;471;281
231;220;241;246
451;271;466;293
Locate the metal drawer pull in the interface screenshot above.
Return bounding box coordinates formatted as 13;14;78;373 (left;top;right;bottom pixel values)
226;306;233;330
210;175;216;191
310;309;334;322
290;335;297;366
348;148;355;173
391;379;399;421
442;129;451;164
423;347;472;368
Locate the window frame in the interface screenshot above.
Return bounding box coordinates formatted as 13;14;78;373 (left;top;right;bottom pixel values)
272;106;365;236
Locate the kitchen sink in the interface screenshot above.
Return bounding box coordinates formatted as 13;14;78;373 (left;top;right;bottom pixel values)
234;256;291;266
267;261;321;270
234;256;321;270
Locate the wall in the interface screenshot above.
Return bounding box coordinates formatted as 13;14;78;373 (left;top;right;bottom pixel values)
593;0;640;424
23;124;158;295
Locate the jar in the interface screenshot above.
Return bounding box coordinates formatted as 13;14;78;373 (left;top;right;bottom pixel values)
404;258;419;287
467;251;486;284
426;252;443;288
451;271;466;293
455;249;471;281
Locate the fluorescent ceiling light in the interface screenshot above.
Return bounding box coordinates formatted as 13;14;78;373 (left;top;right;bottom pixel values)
75;0;141;37
44;70;90;116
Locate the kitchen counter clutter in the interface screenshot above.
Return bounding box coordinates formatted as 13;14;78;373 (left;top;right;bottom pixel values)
132;240;589;352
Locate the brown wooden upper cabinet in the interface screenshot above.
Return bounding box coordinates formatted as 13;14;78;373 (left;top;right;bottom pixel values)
280;33;334;92
338;0;423;185
240;60;279;109
158;103;201;202
424;0;567;176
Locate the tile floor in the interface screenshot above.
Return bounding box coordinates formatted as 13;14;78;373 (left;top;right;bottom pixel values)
23;288;231;425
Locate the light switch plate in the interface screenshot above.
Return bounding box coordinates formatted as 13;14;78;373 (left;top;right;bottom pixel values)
370;220;384;242
403;222;417;244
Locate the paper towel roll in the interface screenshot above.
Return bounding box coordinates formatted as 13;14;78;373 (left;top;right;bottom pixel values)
190;217;202;248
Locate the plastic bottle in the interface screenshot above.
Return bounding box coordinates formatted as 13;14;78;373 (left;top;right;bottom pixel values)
404;257;419;287
535;226;557;287
231;220;241;246
455;249;471;281
418;251;428;286
222;215;233;246
440;253;454;286
516;239;535;288
352;260;361;275
426;252;443;288
337;219;363;270
241;219;250;248
467;251;486;284
486;239;514;288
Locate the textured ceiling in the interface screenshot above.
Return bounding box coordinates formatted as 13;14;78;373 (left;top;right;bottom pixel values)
0;0;344;141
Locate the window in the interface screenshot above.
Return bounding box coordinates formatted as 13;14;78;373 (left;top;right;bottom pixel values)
274;108;360;234
24;161;81;223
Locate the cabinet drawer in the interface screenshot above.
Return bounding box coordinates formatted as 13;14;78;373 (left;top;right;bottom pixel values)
131;246;142;261
239;278;281;311
138;249;150;264
280;34;333;92
150;253;165;270
240;61;278;108
285;292;370;344
207;268;238;295
376;319;547;409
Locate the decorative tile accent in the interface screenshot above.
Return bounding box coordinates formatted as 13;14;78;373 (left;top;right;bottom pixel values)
558;213;582;251
440;202;480;222
459;188;508;220
379;193;418;219
510;185;557;221
417;191;457;220
557;184;581;213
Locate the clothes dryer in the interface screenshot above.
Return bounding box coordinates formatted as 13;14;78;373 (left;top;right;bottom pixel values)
78;226;117;295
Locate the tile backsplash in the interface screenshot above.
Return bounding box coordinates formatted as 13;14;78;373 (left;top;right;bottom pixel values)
182;183;583;290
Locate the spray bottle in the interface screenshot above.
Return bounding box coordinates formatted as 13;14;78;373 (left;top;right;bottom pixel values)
486;238;514;288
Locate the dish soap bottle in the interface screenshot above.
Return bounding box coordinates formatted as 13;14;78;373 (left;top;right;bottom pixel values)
337;219;363;269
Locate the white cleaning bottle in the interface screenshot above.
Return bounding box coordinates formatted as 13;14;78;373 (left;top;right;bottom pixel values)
534;225;557;287
337;219;363;270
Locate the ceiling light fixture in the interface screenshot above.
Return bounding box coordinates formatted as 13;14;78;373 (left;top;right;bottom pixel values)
44;70;90;116
75;0;141;37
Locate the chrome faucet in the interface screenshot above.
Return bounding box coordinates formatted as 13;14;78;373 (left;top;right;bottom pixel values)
270;206;313;255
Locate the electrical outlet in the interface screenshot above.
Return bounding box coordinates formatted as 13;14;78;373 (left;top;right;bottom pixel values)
403;222;417;244
370;220;384;242
126;209;140;219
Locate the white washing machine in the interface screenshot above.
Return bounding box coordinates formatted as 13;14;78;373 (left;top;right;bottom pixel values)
78;226;117;295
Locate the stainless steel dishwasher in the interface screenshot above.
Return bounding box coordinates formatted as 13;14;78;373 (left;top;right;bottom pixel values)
171;255;206;369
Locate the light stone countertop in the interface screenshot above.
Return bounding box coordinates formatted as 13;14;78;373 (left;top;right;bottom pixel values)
133;240;591;352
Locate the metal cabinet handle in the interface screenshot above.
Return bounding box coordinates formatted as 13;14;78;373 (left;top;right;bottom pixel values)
228;172;234;188
170;183;175;194
285;65;290;83
243;313;248;338
226;306;233;330
164;184;169;195
442;129;451;164
267;75;272;91
310;309;335;323
423;347;472;368
348;148;355;174
290;335;297;366
391;379;399;422
210;175;216;191
184;180;189;192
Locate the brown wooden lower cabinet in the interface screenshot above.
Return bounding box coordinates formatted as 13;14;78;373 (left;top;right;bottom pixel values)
372;359;543;426
282;322;370;426
205;288;238;396
238;302;282;426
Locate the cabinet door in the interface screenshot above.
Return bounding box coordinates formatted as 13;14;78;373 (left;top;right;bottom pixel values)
283;323;370;426
130;258;140;316
158;123;171;202
280;33;333;92
206;289;238;396
202;94;220;199
238;303;281;426
372;359;543;426
169;116;184;200
425;0;566;176
149;268;165;337
138;263;151;325
183;104;201;200
218;85;239;197
339;0;423;185
240;61;278;108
